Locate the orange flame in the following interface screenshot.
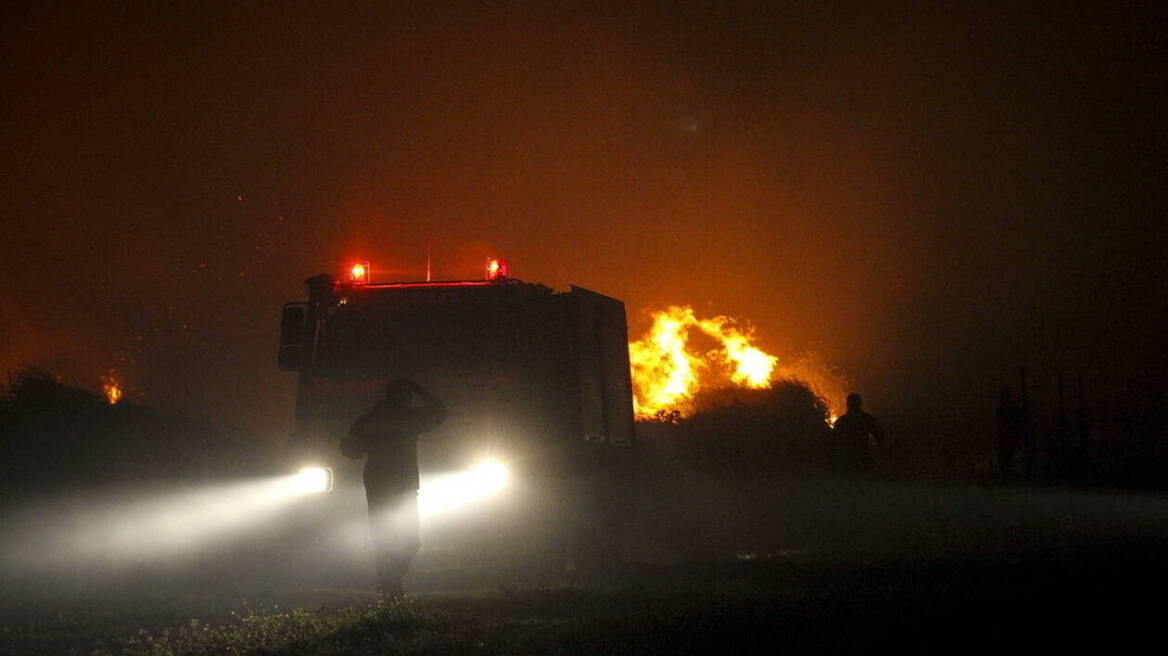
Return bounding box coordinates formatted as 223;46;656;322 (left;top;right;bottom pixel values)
628;307;849;421
102;372;122;405
628;306;778;419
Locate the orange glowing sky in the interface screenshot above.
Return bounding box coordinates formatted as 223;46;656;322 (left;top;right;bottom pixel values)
1;3;1164;434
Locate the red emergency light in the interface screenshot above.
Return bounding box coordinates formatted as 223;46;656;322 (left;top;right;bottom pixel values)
348;261;371;284
485;257;509;281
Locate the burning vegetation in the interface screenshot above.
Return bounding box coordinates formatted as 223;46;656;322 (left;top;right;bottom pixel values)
629;306;846;421
101;371;123;405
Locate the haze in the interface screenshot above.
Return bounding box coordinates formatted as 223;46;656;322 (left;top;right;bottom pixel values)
3;2;1163;437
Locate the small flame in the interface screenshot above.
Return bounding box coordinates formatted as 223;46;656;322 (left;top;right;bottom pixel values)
628;306;778;419
102;372;122;405
776;352;850;421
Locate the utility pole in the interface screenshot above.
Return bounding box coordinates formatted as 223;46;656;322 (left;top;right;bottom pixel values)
1021;365;1032;481
1056;372;1067;481
1077;373;1089;483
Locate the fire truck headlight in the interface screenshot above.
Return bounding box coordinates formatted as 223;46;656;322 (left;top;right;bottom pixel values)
470;461;509;494
418;461;510;518
293;467;333;494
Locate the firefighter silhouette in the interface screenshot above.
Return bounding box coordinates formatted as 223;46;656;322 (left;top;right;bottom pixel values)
342;379;446;596
832;392;885;473
995;386;1025;478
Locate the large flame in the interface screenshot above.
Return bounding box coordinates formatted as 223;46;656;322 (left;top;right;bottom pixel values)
628;306;778;419
628;306;848;421
628;307;702;418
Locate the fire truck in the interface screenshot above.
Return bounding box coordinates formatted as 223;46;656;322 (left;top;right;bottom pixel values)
277;259;635;574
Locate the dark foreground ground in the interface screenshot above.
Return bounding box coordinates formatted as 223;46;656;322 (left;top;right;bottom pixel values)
5;473;1168;655
3;542;1165;656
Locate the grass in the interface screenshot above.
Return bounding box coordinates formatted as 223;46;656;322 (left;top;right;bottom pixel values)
4;548;1166;655
112;602;429;656
3;589;824;656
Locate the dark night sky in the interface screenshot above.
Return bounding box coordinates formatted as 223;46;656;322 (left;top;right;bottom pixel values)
2;1;1165;436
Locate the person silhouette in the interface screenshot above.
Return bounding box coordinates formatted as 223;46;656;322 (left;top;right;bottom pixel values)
832;392;885;474
341;379;446;597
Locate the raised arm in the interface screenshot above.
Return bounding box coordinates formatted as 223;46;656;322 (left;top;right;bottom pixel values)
341;414;373;458
406;380;447;430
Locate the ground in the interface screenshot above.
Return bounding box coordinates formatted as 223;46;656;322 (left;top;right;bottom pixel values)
2;542;1164;655
4;474;1167;655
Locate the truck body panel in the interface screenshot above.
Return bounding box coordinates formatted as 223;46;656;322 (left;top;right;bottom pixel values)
280;277;634;477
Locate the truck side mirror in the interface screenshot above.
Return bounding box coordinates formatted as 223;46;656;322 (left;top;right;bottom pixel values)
278;303;309;371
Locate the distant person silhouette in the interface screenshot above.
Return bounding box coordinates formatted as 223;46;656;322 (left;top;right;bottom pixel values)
832;392;885;474
995;386;1025;478
342;379;446;597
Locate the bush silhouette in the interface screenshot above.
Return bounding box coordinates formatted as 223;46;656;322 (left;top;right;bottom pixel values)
0;368;274;501
652;380;833;474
